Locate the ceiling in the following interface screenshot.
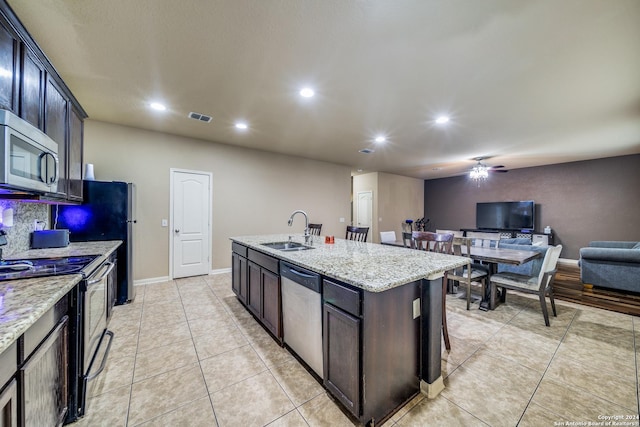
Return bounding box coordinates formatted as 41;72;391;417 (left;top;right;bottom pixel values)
8;0;640;179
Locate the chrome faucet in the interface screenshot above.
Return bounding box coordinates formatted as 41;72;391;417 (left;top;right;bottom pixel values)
287;210;311;244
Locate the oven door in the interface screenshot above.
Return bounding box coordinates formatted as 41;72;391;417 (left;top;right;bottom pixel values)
79;260;115;416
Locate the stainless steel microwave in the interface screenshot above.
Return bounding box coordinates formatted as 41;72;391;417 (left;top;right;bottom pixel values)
0;109;59;194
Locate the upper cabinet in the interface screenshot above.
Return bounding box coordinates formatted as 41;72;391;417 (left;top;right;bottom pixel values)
0;1;87;202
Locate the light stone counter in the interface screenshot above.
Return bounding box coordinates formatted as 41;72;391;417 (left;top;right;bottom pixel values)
0;241;122;355
230;234;468;292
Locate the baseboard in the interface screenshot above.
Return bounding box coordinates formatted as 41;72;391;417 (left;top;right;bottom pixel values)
557;257;579;266
134;276;171;286
210;268;232;275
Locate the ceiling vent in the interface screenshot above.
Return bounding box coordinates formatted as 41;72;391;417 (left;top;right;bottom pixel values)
359;148;375;154
188;112;212;123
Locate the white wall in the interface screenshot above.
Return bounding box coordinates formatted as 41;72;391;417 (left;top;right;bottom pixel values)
84;120;352;280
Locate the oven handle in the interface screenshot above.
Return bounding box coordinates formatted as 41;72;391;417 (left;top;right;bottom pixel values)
87;262;115;285
86;330;114;381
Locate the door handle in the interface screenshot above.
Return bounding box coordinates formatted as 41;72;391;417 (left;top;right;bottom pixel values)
175;229;180;233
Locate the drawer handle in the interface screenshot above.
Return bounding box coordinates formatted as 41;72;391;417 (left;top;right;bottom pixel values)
86;330;114;381
87;262;115;285
288;268;317;279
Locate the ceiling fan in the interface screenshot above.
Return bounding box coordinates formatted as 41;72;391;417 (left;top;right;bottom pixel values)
468;157;508;181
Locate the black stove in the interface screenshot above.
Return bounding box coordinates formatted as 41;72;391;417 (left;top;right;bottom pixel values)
0;255;99;281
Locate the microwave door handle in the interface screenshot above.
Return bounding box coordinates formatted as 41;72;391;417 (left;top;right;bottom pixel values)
38;152;47;183
37;152;58;185
51;154;59;184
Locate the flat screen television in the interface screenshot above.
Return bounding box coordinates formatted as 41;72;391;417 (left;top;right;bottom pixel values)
476;201;535;230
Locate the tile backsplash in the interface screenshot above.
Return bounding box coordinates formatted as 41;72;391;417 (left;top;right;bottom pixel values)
0;200;49;257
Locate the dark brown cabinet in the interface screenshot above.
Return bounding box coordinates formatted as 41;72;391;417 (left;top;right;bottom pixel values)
0;1;87;202
247;261;261;316
323;301;360;416
261;269;280;338
0;379;17;427
231;250;248;305
0;16;18;113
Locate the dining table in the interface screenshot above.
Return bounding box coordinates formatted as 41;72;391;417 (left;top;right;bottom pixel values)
468;245;541;310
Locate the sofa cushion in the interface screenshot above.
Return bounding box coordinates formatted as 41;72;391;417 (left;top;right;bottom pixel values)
633;242;640;250
497;243;549;277
500;238;532;246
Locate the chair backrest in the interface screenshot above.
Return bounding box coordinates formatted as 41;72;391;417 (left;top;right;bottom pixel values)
402;231;413;248
452;237;472;257
412;231;454;253
536;244;563;284
346;226;369;242
308;223;322;236
466;231;501;248
436;229;464;238
379;231;397;243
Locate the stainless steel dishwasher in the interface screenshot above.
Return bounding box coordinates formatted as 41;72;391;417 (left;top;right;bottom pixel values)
280;262;323;377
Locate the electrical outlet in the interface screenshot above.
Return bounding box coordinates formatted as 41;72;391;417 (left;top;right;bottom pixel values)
339;217;345;223
413;298;421;319
161;219;168;227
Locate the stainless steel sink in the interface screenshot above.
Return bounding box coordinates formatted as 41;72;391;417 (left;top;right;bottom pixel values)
261;241;315;251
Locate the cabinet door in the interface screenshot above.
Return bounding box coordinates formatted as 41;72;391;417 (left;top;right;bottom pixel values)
45;76;67;197
0;379;17;427
231;253;247;304
67;107;84;201
323;303;360;417
19;47;43;129
247;262;261;317
0;17;18;113
261;269;280;338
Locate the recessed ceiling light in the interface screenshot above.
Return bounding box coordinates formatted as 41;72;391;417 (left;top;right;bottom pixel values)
299;87;315;98
357;169;363;172
150;102;167;111
235;122;248;130
374;136;386;143
435;115;450;124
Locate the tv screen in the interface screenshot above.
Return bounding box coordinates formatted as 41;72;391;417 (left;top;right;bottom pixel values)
476;201;535;230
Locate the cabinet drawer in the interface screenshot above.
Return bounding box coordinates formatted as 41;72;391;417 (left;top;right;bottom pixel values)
323;279;361;317
232;242;248;258
23;296;68;360
0;341;16;388
248;249;279;274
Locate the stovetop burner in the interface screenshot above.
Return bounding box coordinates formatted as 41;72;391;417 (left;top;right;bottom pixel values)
0;255;99;281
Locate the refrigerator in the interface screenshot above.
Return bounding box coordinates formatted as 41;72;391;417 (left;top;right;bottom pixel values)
57;180;136;304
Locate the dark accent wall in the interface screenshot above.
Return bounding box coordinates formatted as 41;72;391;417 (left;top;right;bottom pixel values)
424;154;640;259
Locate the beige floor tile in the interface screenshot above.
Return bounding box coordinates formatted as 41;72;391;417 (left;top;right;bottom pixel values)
531;377;637;424
573;308;635;331
137;320;191;353
193;324;248;360
481;324;560;372
297;393;356;427
388;393;425;424
108;330;139;359
88;354;135;398
266;409;309;427
270;359;325;406
545;352;637;412
568;315;635;351
518;401;564;426
134;338;198;382
175;275;208;286
184;301;229;321
441;356;541;426
506;302;575;339
72;385;131;427
134;396;218;427
128;363;208;426
557;331;636;377
394;395;487;427
188;313;238;338
446;311;503;342
180;291;221;307
200;345;268;393
248;333;295;368
211;371;295;427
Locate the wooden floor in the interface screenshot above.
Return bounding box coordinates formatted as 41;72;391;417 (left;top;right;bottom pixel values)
553;262;640;316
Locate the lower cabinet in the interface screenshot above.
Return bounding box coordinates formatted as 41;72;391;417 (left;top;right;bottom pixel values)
231;251;248;304
0;379;17;427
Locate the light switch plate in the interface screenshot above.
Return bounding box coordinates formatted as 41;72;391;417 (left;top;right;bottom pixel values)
413;298;420;319
339;217;345;223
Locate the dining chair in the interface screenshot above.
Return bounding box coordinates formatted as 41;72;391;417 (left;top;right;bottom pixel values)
412;231;454;351
448;237;489;310
379;231;397;243
346;226;369;242
436;229;464;238
489;245;563;326
308;223;322;236
466;231;501;248
402;232;413;248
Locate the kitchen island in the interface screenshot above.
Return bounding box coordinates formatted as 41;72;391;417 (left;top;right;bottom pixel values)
230;234;468;426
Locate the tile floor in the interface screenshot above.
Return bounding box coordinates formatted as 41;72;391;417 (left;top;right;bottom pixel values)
71;273;640;426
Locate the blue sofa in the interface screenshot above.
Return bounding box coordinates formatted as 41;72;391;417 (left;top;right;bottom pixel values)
496;238;549;276
579;241;640;293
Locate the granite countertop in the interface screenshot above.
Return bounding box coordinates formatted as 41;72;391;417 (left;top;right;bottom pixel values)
230;234;468;292
0;241;122;355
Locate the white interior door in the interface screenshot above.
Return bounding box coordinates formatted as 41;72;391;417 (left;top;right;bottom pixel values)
356;191;373;240
171;169;211;278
